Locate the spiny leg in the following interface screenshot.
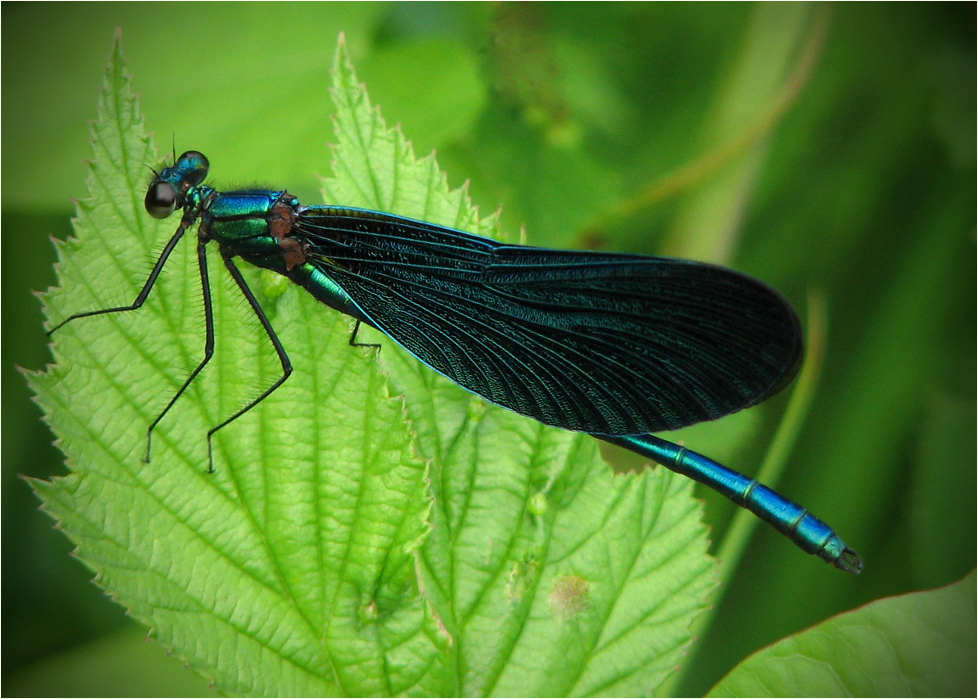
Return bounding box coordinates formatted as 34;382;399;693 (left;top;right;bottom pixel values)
145;237;215;462
204;251;293;473
47;213;194;334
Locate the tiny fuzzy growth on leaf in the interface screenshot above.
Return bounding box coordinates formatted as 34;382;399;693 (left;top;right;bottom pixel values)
549;574;593;621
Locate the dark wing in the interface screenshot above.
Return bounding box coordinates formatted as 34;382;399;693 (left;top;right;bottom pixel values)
295;207;803;435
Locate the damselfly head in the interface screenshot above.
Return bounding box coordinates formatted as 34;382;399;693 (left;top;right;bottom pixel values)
144;150;210;219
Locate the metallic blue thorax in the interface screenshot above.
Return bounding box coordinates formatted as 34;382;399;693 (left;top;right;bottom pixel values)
205;190;295;253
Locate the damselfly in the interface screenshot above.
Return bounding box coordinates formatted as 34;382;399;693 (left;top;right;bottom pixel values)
49;150;862;573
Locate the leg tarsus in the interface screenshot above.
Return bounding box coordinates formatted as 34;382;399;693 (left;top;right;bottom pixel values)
349;319;381;350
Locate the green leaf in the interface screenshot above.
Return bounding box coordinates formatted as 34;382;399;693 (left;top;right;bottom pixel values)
324;37;717;695
30;32;716;696
32;33;442;697
708;570;977;697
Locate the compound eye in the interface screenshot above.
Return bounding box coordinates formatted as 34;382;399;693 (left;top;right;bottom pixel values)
145;181;180;219
177;151;209;187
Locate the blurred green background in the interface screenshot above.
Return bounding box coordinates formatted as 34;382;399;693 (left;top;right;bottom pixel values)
2;3;974;696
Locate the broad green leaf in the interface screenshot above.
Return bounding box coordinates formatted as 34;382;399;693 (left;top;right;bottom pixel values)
30;32;716;696
32;33;443;697
322;37;716;696
708;570;977;697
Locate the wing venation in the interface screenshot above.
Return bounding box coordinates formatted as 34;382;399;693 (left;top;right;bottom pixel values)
295;209;803;434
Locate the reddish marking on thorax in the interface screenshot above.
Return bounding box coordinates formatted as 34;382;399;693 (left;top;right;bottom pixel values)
269;192;307;270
